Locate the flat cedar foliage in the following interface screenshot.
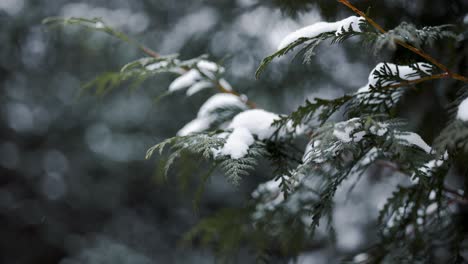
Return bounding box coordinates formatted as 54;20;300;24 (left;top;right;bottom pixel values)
45;0;468;263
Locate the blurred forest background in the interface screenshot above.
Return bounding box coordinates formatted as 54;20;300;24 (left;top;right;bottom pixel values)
0;0;467;263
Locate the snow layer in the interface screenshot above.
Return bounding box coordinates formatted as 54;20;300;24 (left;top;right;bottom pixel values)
278;16;364;50
457;97;468;122
145;60;169;71
197;93;247;118
218;127;254;159
395;132;432;153
360;147;380;166
168;60;224;94
416;151;448;177
197;60;221;79
217;109;281;159
357;62;432;94
177;117;213;136
228;109;280;140
333;118;365;143
185;81;212;96
169;69;201;92
177;94;247;136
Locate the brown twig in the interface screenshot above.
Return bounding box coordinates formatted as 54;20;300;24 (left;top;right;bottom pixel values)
337;0;468;83
385;73;450;89
338;0;386;34
139;45;161;59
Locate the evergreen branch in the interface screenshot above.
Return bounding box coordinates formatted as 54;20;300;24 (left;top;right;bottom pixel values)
43;17;160;59
374;23;457;52
384;72;450;89
256;27;371;78
373;160;468;205
256;37;315;79
337;0;468;83
145;133;267;185
272;95;352;136
337;0;385;33
43;16;256;107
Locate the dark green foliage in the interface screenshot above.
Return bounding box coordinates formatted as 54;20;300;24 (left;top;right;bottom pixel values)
435;120;468;154
272;95;353;136
256;20;372;78
255;36;320;78
374;22;456;52
81;54;214;95
146;132;268;185
81;70;151;96
49;5;468;263
434;89;468;154
132;15;468;260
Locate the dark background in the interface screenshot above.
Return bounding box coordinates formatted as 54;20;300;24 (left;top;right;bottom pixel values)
0;0;467;263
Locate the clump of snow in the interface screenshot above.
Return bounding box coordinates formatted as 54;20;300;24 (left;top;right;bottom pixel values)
185;81;212;96
216;109;283;159
121;57;179;73
410;152;446;184
197;93;247;117
228;109;280;140
356;62;433;94
426;203;438;215
197;60;222;79
177;117;213;136
145;60;169;71
168;60;225;94
395;132;432;153
177;93;247;136
169;69;202;92
353;253;369;263
413;152;448;180
360;147;380;166
278;16;364;50
369;123;388;136
457;97;468;122
218;127;254;159
333;118;366;143
94;21;105;29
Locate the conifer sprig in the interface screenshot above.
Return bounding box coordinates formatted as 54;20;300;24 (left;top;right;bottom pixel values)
338;0;468;83
45;2;468;262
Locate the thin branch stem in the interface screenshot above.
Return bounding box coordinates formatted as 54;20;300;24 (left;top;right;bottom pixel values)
337;0;468;83
385;73;450;89
338;0;386;34
139;45;161;59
